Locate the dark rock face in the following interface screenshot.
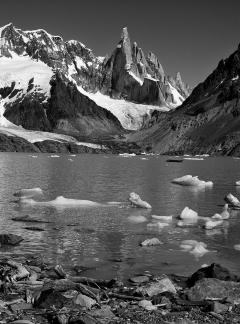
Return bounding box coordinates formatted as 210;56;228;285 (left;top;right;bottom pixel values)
102;27;189;106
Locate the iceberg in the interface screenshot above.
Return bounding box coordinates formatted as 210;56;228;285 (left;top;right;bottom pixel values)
129;192;152;209
127;215;148;223
140;238;162;246
224;193;240;208
211;204;230;220
236;181;240;186
172;175;213;187
179;207;198;219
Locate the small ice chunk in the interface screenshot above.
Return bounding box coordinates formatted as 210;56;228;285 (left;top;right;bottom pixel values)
179;207;198;219
129;192;152;209
236;181;240;186
147;222;169;229
180;240;208;257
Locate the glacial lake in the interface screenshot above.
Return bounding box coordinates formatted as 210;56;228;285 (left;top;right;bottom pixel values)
1;153;240;281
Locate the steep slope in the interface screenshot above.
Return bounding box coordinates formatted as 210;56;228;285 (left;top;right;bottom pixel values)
0;23;190;139
133;44;240;156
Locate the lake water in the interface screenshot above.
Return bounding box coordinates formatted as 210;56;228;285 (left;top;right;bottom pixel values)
1;153;240;281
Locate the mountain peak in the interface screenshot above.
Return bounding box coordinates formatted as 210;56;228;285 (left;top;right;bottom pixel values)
121;27;129;41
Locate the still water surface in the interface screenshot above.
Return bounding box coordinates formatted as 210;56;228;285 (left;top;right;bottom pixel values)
0;153;240;280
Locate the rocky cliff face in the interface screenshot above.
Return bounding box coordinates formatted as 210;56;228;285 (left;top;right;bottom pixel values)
133;45;240;156
0;23;190;141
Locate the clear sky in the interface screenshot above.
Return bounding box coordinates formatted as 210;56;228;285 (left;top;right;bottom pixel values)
1;0;240;87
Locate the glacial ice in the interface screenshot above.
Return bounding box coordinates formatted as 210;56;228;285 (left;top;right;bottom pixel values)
129;192;152;209
172;175;213;187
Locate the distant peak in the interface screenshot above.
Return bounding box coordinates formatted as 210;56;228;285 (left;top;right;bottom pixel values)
121;27;129;40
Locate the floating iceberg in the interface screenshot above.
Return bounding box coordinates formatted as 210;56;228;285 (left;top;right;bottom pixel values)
129;192;152;209
14;188;43;199
224;193;240;208
234;244;240;251
172;175;213;187
236;181;240;186
184;157;204;161
179;207;198;219
212;204;230;220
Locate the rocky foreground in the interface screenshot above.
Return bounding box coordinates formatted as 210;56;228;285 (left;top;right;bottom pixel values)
0;235;240;323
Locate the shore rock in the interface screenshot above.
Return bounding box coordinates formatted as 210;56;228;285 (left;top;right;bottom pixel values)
75;293;96;309
187;278;240;303
136;277;177;297
187;263;240;287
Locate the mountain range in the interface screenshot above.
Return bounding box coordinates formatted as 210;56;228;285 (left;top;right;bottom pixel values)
0;22;239;155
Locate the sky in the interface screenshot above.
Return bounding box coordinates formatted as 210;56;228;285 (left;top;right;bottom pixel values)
0;0;240;87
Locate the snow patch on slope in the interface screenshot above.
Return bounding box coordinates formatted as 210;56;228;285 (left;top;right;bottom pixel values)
168;82;184;107
77;86;169;130
0;52;53;96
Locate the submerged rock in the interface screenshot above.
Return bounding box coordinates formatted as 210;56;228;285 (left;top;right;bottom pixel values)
0;233;23;245
129;192;152;209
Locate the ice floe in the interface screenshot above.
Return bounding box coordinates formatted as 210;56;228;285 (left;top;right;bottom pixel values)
147;222;169;229
119;153;136;157
129;192;152;209
172;175;213;187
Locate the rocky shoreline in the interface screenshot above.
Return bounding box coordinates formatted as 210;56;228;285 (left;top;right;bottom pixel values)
0;234;240;323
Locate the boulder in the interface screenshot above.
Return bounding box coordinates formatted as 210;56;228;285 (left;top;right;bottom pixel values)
187;278;240;303
136;277;176;297
74;293;96;309
187;263;240;287
138;299;157;311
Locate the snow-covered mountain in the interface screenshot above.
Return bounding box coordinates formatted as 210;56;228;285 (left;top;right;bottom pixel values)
0;23;190;142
